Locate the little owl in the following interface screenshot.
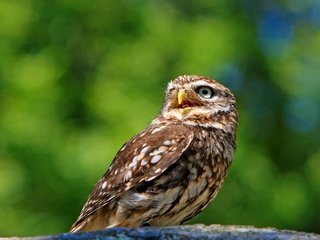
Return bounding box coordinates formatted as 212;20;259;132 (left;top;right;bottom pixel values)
70;75;238;232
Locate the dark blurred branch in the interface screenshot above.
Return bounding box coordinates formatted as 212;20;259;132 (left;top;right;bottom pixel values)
1;224;319;240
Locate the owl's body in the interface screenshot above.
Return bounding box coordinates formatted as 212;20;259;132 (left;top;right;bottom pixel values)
70;75;238;232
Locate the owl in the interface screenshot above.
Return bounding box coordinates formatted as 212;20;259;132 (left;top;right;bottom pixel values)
70;75;238;232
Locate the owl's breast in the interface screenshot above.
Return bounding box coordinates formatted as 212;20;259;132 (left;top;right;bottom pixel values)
146;146;229;226
117;126;235;227
191;126;235;165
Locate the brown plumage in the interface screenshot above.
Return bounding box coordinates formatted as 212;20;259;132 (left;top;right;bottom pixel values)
70;75;238;232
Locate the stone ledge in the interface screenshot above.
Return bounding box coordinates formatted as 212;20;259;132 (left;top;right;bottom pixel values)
2;224;320;240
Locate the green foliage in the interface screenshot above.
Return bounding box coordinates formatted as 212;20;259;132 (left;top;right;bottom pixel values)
0;0;319;236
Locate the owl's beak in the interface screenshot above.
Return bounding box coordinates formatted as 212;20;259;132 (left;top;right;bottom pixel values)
178;90;187;105
177;90;192;115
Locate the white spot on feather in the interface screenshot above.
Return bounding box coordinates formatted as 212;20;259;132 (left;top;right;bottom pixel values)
124;171;132;181
128;161;137;168
151;125;166;134
141;159;148;166
150;155;161;164
137;153;145;160
149;146;167;156
128;156;139;168
140;146;150;154
101;181;107;189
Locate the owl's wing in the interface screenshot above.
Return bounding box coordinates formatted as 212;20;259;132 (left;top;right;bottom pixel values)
71;123;193;231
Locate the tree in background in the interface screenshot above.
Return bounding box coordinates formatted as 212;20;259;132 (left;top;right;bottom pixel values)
0;0;319;236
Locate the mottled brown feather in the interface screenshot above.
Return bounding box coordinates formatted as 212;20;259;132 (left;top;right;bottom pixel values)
71;124;194;231
70;75;238;232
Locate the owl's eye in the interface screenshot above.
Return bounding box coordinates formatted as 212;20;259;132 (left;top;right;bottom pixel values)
196;86;214;99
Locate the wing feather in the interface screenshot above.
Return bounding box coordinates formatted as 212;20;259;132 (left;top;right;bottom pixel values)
71;123;193;230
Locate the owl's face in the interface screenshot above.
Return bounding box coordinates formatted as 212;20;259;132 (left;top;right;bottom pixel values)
161;75;237;129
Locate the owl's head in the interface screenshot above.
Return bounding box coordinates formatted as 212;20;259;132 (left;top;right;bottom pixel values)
161;75;238;130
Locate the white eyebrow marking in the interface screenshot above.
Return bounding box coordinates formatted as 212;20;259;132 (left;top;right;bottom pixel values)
191;80;214;88
167;81;175;91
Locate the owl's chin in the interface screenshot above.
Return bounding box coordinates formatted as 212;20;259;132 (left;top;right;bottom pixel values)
178;107;192;115
162;107;211;121
162;108;191;120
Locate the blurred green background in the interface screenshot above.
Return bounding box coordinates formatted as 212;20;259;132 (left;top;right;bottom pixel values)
0;0;319;236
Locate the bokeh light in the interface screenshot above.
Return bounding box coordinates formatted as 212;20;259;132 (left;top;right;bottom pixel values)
0;0;319;236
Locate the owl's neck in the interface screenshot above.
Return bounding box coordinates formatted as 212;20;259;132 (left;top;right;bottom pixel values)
152;109;237;134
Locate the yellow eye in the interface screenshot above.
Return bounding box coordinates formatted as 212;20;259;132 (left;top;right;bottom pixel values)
196;86;214;99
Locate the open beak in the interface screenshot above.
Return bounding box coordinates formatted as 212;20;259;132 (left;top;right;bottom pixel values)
177;89;193;115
